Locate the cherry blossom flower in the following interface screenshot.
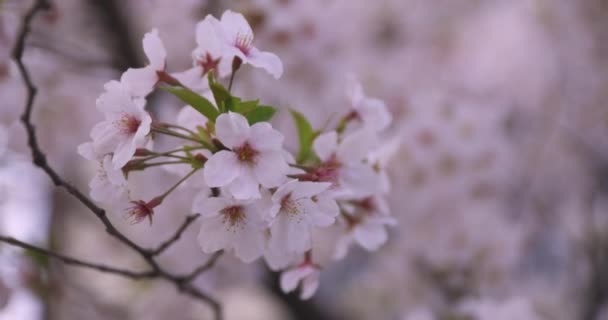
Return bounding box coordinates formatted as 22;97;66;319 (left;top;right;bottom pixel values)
120;29;167;97
192;192;266;262
90;81;152;169
267;180;338;255
311;129;382;198
280;262;320;300
124;197;162;225
172;16;230;91
334;196;397;260
203;112;288;199
77;142;129;205
215;10;283;79
345;75;392;132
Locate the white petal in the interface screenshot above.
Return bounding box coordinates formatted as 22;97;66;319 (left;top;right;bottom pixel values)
285;216;312;253
315;195;339;219
143;29;167;70
247;48;283;79
171;67;207;92
268;213;291;252
203;150;240;187
339;163;382;198
309;209;336;227
346;74;365;106
264;245;297;271
253;151;288;188
271;180;297;204
198;216;234;253
90;121;122;155
195;15;223;57
233;224;265;263
249;122;284;151
215;112;250;148
291;181;331;199
358;98;391;131
192;193;229;217
104;155;127;186
337;128;377;162
227;170;260;199
97;81;133;113
133;111;152;141
333;233;353;260
280;266;314;294
313;131;338;162
300;272;320;300
220;10;253;42
112;139;137;169
120;67;158;98
77;142;97;161
354;223;388;251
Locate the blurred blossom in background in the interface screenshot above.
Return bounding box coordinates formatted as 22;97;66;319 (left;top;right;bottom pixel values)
1;0;608;319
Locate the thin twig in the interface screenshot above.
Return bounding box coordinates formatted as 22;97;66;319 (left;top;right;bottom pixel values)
151;214;200;256
11;2;223;319
0;236;156;279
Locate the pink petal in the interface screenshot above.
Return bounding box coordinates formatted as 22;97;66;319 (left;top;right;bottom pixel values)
143;29;166;70
247;48;283;79
253;151;288;188
337;128;377;162
215;112;250;149
249;122;284;151
120;67;157;98
227;170;260;199
203;150;240;187
313;131;338;162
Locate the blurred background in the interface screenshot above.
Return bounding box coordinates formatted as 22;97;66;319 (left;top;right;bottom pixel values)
1;0;608;319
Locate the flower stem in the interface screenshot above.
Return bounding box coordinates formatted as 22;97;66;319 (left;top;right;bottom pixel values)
152;127;203;144
161;123;198;136
157;168;199;201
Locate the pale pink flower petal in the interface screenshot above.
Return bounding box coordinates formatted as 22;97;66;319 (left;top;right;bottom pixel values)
203;150;240;187
215;112;250;148
249;122;284;151
143;29;167;69
313;131;338;162
247;48;283;79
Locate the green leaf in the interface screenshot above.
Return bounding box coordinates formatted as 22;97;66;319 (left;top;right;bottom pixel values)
162;86;219;121
290;109;318;164
209;81;232;112
233;99;259;114
246;105;277;124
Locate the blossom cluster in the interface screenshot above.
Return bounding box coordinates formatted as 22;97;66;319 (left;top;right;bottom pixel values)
78;10;395;300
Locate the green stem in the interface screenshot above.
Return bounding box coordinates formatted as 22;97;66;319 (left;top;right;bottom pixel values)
158;168;199;201
162;123;198;136
142;160;188;168
152;127;203;144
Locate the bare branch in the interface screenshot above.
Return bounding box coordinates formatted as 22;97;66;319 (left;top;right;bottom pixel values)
0;236;156;279
150;214;200;256
11;1;223;319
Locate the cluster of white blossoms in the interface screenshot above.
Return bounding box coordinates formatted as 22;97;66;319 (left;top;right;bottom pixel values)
79;10;395;299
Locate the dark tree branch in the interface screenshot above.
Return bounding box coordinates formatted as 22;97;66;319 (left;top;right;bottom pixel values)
151;214;201;256
10;1;223;319
0;236;156;279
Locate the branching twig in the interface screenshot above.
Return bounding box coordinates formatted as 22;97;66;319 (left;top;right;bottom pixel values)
0;236;156;279
151;214;200;256
9;1;223;319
